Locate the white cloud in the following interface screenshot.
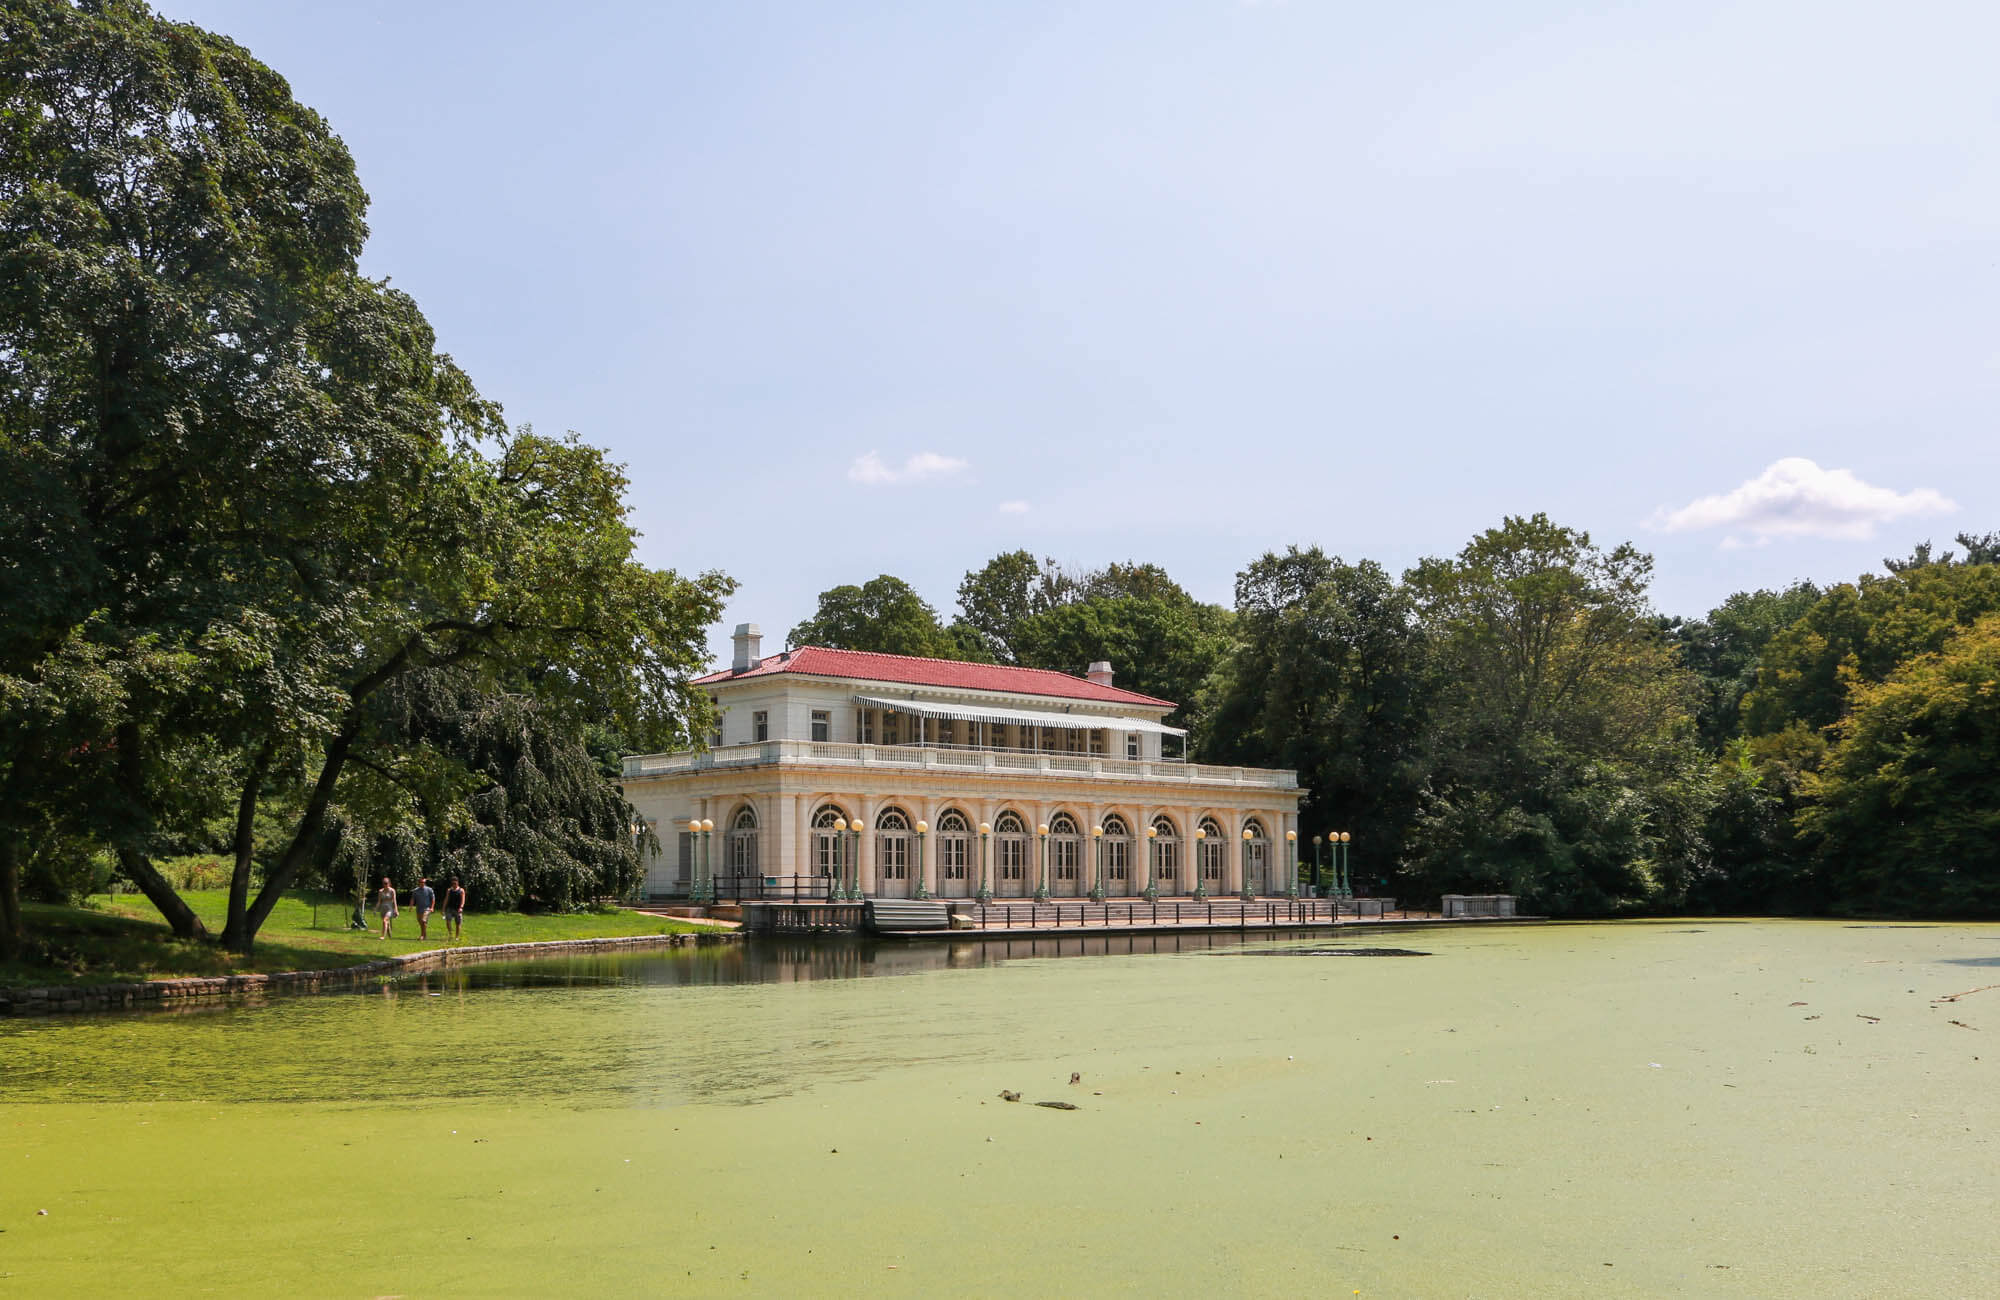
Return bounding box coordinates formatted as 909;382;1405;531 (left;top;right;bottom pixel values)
1653;457;1957;542
997;500;1031;515
847;450;969;486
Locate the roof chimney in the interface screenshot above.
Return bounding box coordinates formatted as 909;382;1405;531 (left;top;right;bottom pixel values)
732;623;762;672
1086;661;1114;688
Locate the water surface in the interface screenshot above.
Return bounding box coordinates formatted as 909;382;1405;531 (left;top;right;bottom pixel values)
3;921;1995;1295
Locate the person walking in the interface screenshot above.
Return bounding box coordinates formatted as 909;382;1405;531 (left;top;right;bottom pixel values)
375;877;399;939
443;876;466;942
412;876;436;940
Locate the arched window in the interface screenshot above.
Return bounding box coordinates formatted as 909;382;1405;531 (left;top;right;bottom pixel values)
1048;813;1081;889
727;804;759;875
876;807;911;831
1101;814;1131;887
1198;816;1225;884
994;811;1029;888
937;809;971;886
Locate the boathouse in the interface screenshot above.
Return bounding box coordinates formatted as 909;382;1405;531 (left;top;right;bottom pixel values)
621;625;1304;902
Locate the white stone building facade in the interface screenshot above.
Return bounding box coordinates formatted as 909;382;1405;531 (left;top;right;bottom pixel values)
622;626;1304;901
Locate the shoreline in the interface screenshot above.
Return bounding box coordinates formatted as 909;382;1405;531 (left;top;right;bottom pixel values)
0;929;738;1018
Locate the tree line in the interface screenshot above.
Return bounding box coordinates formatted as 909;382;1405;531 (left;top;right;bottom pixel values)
787;522;2000;919
0;1;728;958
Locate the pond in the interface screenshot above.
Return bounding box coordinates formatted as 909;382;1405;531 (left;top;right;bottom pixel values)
3;920;1996;1295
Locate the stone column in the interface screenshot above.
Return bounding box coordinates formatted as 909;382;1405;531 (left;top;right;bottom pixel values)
792;793;810;882
856;795;877;897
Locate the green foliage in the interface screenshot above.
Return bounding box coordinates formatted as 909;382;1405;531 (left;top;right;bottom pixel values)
953;551;1076;663
1799;615;2000;916
788;575;983;660
1199;547;1428;874
1663;582;1821;749
0;1;730;952
1012;596;1230;726
1401;516;1712;914
1742;562;2000;738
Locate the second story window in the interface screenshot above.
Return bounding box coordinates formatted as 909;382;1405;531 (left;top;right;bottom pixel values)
882;711;900;746
753;710;768;742
858;709;874;744
811;710;830;742
1126;734;1140;760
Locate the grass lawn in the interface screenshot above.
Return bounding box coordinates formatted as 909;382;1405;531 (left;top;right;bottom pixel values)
4;889;705;989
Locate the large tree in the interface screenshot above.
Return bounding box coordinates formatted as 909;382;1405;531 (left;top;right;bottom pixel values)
1662;582;1823;751
788;575;986;660
0;0;729;953
953;551;1077;663
1403;515;1711;914
1011;594;1231;728
1741;561;2000;738
1198;547;1429;879
1800;614;2000;915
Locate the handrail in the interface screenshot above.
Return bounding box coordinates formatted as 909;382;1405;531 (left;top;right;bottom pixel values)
622;739;1298;789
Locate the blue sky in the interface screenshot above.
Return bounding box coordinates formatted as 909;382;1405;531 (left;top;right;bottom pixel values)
165;0;2000;661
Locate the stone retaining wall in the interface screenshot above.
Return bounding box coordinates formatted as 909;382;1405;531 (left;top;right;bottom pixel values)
0;931;734;1018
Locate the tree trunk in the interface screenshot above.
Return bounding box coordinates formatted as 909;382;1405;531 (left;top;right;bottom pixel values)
0;834;22;963
117;844;207;939
111;723;206;940
244;717;360;940
221;743;274;954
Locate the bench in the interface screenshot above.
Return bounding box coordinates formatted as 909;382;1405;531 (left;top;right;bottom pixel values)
865;899;952;933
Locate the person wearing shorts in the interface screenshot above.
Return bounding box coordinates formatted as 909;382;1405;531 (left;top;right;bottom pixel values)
412;876;436;940
376;877;398;939
443;876;466;941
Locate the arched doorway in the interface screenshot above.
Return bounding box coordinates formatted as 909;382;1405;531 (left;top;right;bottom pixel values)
1101;814;1132;897
1198;817;1226;895
936;809;972;898
1049;813;1083;898
875;806;913;898
725;805;759;896
1242;817;1270;897
1150;816;1180;895
811;803;848;900
994;811;1029;898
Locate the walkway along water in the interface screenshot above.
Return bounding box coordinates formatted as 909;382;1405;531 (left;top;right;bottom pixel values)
4;899;1534;1016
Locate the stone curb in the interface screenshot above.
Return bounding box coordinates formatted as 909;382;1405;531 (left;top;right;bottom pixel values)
0;930;738;1018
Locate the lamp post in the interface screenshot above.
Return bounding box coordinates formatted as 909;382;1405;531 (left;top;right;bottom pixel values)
1192;826;1208;900
1090;825;1106;902
686;819;703;903
1312;835;1324;897
913;820;929;900
976;822;993;904
1336;830;1352;898
848;823;862;900
1285;829;1299;899
830;818;847;902
1144;825;1159;902
1034;823;1050;903
700;819;715;902
1239;827;1256;902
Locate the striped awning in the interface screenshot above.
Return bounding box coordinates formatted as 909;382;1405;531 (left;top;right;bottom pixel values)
853;694;1186;737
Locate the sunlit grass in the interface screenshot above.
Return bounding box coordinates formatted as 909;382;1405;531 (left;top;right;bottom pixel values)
5;890;702;987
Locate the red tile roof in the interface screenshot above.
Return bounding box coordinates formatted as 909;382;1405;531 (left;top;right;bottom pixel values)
694;646;1176;709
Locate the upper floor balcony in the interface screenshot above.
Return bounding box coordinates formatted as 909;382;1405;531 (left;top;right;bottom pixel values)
620;738;1299;791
